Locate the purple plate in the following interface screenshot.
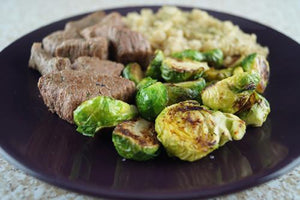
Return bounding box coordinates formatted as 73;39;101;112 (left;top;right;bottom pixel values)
0;6;299;200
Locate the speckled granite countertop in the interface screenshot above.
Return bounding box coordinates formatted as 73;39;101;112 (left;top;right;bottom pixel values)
0;0;299;199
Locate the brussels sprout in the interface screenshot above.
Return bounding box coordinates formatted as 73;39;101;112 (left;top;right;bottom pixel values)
112;118;160;161
136;82;168;121
165;85;197;106
74;96;138;136
161;57;209;83
155;100;246;162
172;49;224;67
240;53;270;93
165;78;206;103
227;55;246;68
136;78;206;120
136;77;157;90
172;49;205;61
202;49;224;67
201;72;260;113
145;50;164;80
238;92;270;127
122;63;144;85
203;67;233;82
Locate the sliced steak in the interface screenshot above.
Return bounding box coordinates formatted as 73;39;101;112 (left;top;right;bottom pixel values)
109;27;152;67
82;25;152;67
71;56;124;76
29;43;71;75
55;37;108;62
42;30;81;55
65;11;106;32
38;70;135;123
80;12;126;39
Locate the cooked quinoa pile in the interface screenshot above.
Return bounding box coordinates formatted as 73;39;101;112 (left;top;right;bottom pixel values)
124;6;269;66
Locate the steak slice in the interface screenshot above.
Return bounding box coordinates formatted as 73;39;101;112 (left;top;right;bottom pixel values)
109;27;152;67
55;37;108;62
82;25;152;67
42;30;81;55
29;43;71;75
38;70;135;123
65;11;106;32
71;56;124;76
80;12;126;39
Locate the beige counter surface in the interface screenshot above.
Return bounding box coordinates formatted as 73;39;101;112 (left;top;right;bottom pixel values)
0;0;299;199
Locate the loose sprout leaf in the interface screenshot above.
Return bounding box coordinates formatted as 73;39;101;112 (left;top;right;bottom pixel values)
74;96;138;136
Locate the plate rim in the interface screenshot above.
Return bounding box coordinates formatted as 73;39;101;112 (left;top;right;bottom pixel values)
0;5;300;200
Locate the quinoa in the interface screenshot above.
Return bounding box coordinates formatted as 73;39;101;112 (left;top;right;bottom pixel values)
124;6;269;66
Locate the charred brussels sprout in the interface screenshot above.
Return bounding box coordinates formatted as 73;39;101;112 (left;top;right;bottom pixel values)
136;77;157;90
136;79;206;120
122;63;144;85
238;92;270;127
112;118;160;161
240;53;270;93
161;57;209;83
201;72;260;113
136;82;168;121
145;50;164;80
74;96;138;136
172;49;224;67
155;100;246;162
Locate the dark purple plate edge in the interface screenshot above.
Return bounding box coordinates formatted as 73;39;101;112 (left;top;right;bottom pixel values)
0;5;299;200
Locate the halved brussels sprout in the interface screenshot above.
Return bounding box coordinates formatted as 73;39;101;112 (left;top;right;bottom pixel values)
203;67;233;82
238;92;270;127
74;96;138;136
112;118;160;161
172;49;224;67
227;55;246;68
136;78;207;120
155;100;246;162
136;82;168;121
240;53;270;93
201;72;260;113
202;49;224;67
136;77;157;90
145;50;164;80
161;57;209;83
122;63;144;85
165;78;206;104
